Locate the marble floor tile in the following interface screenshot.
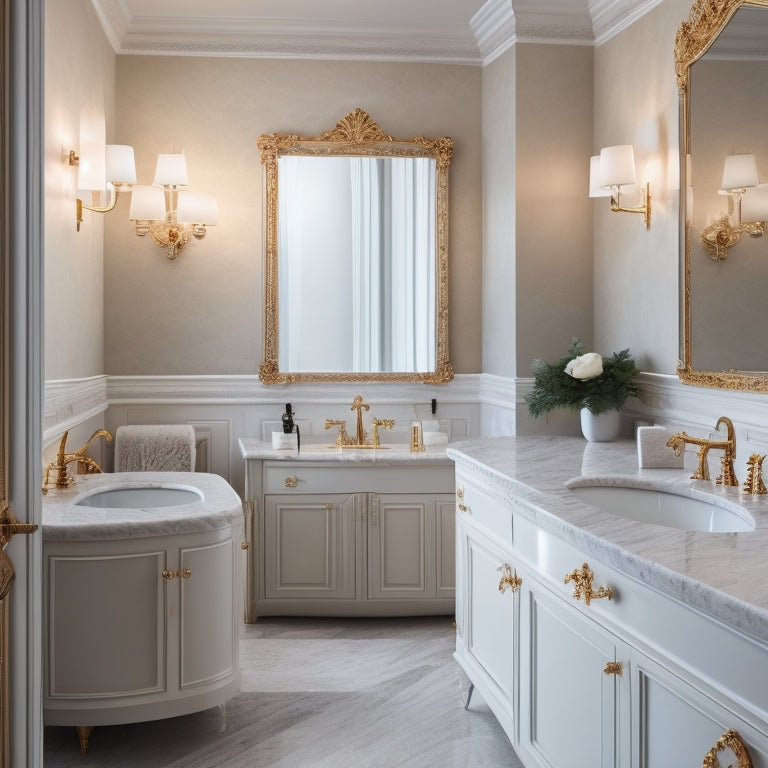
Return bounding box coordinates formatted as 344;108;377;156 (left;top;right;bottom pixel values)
44;616;525;768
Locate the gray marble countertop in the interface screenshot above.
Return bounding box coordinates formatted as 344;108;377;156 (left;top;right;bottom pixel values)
42;471;243;541
238;437;453;465
447;436;768;643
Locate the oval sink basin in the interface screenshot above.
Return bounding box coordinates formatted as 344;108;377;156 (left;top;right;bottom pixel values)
569;485;754;533
76;487;203;509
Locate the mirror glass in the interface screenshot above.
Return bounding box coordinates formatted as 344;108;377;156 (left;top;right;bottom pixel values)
258;109;453;384
677;0;768;391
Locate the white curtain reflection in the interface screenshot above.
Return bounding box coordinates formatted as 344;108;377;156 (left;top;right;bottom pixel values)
278;155;436;373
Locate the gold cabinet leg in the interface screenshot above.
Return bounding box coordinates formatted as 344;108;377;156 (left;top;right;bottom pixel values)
76;726;93;755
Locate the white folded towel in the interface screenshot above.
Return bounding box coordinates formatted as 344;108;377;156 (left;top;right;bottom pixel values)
114;425;196;472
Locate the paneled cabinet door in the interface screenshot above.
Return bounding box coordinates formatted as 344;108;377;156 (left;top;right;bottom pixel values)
367;494;454;600
179;538;237;690
264;494;357;600
520;582;621;768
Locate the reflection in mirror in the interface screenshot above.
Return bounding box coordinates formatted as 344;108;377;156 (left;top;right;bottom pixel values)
676;0;768;391
258;109;453;384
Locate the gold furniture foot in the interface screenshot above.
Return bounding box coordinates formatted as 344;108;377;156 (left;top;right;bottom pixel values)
76;725;93;755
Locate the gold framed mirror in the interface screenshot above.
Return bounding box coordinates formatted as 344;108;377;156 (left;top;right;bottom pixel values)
676;0;768;392
257;108;453;384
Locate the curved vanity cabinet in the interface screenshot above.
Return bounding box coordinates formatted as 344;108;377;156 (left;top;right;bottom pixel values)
451;441;768;768
42;472;243;748
240;441;455;621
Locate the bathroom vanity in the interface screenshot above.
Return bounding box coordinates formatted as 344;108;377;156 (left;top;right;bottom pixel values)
42;472;243;751
449;436;768;767
239;438;455;622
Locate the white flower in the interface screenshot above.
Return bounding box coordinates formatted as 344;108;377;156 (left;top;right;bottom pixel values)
565;352;603;380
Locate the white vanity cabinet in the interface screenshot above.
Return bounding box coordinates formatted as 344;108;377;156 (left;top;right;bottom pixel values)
453;456;768;768
243;454;455;620
44;525;240;728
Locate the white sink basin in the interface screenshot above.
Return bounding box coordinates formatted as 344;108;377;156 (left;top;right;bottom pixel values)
569;485;754;533
76;487;203;509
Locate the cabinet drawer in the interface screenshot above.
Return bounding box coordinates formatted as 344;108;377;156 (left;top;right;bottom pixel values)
264;462;454;496
455;474;513;544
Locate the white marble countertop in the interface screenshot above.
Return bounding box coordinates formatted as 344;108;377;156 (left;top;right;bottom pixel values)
447;436;768;643
238;437;453;465
42;472;243;541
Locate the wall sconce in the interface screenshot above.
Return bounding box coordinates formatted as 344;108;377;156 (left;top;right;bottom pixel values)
70;146;217;259
128;153;218;260
589;145;651;229
701;153;764;261
70;144;136;232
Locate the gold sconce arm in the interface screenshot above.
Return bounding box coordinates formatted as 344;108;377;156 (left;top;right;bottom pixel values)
701;215;766;262
610;182;651;229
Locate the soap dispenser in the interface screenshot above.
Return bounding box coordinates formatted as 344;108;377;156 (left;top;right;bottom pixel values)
272;403;300;451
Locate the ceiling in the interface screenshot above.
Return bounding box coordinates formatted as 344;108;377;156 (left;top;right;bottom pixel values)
90;0;660;64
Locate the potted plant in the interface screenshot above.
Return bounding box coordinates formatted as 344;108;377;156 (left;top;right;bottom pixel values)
524;337;639;441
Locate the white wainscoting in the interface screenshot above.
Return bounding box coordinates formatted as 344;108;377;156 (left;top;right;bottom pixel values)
45;372;768;498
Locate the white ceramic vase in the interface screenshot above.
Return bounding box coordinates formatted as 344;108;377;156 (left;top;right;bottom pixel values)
580;408;621;442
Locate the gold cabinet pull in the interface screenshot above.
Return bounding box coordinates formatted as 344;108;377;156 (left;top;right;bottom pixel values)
564;562;612;605
703;729;753;768
284;476;298;488
240;541;249;550
162;568;192;580
456;487;471;514
497;564;522;594
603;661;622;677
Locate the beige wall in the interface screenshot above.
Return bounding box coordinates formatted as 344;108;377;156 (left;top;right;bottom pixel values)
44;0;114;380
103;57;483;375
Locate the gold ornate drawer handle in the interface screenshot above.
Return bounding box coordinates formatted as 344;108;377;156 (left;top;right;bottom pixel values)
603;661;622;677
457;486;464;499
703;728;752;768
497;564;522;593
458;502;471;514
564;562;612;605
162;568;192;580
284;476;298;488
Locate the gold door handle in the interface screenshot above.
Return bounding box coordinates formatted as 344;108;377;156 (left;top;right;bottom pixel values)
497;564;522;593
564;562;613;605
603;661;622;676
162;568;192;580
284;476;298;488
0;503;38;601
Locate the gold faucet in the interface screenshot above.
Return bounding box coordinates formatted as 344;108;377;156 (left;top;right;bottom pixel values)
325;397;394;449
43;429;113;492
350;395;370;446
666;416;738;486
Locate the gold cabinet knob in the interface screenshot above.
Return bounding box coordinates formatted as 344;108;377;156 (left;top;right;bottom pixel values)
284;476;298;488
162;568;192;580
603;661;622;676
497;563;522;594
564;562;613;605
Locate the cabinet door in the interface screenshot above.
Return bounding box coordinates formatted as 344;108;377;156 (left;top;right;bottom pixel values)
179;538;237;689
521;583;619;768
265;494;357;600
436;497;456;598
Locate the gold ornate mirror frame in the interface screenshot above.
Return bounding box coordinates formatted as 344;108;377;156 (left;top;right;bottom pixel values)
676;0;768;392
257;108;453;384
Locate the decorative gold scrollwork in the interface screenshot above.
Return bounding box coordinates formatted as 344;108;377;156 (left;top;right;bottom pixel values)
564;562;613;606
497;564;522;594
162;568;192;580
284;476;298;488
603;661;623;677
702;728;753;768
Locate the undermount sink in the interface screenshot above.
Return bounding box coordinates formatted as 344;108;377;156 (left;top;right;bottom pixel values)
75;486;204;509
569;485;755;533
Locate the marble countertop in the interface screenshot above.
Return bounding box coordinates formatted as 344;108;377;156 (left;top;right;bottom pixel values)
238;437;453;465
42;471;243;542
447;436;768;643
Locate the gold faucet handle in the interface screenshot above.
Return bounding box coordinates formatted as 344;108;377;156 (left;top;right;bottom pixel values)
372;418;395;447
324;419;349;447
743;453;768;495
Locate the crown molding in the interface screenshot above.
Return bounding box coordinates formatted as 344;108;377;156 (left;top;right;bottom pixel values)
588;0;664;46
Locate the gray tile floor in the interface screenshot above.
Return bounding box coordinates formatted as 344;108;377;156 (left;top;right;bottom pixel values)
44;616;525;767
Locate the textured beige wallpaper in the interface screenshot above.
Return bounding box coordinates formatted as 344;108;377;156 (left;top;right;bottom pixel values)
104;57;482;375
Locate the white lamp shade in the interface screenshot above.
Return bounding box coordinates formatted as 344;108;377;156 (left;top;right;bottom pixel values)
129;185;166;221
740;182;768;221
177;191;218;225
599;145;637;187
153;153;188;186
105;145;136;185
77;113;106;191
589;155;611;198
720;153;759;192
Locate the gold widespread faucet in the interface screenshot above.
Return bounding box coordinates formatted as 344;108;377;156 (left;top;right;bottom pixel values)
324;396;394;449
42;429;113;492
666;416;738;486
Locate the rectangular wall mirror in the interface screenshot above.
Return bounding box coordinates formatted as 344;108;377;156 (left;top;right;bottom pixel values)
257;109;453;384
